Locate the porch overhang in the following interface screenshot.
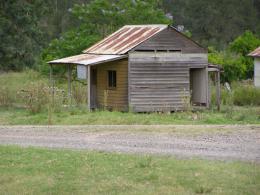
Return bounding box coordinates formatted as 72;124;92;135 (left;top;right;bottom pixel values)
48;53;127;66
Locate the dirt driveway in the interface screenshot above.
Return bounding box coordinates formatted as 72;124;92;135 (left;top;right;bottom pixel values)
0;125;260;162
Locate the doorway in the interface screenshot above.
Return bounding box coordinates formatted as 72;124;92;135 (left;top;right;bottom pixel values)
190;68;207;106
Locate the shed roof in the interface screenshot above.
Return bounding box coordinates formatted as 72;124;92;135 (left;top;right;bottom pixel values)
83;25;167;55
49;53;127;66
48;24;205;66
248;47;260;58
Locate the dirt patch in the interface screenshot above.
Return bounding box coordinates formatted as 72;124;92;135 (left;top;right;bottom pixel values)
0;125;259;162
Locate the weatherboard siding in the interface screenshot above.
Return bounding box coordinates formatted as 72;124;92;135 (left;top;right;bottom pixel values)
133;27;207;53
128;52;208;112
96;59;128;111
255;58;260;87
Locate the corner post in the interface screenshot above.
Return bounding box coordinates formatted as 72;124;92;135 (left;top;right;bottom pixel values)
87;65;91;111
50;64;54;103
67;64;72;104
205;66;210;108
216;70;221;111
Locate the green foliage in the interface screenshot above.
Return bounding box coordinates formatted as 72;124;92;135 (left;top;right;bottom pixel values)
0;86;14;107
18;82;50;114
229;31;260;56
0;0;48;71
209;51;247;82
40;26;100;75
40;0;171;75
164;0;260;49
42;29;99;62
72;0;171;36
229;31;260;78
1;0;260;71
233;85;260;106
209;30;260;82
211;81;260;107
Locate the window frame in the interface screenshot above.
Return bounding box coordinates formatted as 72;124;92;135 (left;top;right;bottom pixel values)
107;70;117;89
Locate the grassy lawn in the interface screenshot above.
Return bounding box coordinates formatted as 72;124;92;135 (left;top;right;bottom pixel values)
0;146;259;195
0;106;260;125
1;70;260;125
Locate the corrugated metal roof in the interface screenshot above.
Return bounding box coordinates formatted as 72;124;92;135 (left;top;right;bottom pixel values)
249;47;260;57
48;54;127;66
83;25;167;55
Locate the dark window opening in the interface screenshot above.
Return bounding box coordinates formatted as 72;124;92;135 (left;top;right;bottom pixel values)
168;50;181;52
134;50;155;52
108;70;116;88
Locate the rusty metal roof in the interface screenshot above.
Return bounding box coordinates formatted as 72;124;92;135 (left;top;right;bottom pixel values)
249;47;260;58
48;54;127;66
83;25;167;55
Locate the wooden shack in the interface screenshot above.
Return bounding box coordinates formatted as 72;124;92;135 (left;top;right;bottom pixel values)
249;47;260;87
49;25;213;112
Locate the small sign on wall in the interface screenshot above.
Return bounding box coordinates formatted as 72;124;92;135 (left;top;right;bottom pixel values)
77;65;87;79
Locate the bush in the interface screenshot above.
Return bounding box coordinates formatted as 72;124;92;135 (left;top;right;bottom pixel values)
210;81;260;107
18;82;65;114
0;86;14;107
18;82;49;113
208;51;247;82
211;86;233;106
72;81;87;105
233;85;260;106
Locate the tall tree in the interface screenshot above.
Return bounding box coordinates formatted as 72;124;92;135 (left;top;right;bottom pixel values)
0;0;47;70
163;0;260;49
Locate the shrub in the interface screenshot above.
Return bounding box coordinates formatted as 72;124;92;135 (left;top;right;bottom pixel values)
0;86;14;107
18;82;65;114
208;51;247;82
211;86;233;106
18;82;49;113
72;81;87;105
233;85;260;106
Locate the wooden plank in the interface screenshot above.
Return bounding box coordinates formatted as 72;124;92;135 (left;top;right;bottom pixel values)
87;65;91;111
128;52;192;112
67;64;72;104
49;64;54;104
133;28;206;53
96;59;128;111
216;71;221;111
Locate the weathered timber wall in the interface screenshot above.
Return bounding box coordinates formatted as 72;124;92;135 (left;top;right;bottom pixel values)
96;59;128;111
255;58;260;87
128;52;208;112
190;68;207;104
134;27;207;53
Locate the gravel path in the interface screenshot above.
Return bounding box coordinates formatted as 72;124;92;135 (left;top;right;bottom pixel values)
0;125;260;162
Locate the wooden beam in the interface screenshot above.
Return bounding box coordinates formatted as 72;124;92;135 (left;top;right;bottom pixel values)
216;71;221;111
67;64;72;104
49;64;54;104
205;66;210;108
87;65;91;111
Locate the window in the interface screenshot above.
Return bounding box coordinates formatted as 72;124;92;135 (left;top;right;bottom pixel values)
108;70;116;88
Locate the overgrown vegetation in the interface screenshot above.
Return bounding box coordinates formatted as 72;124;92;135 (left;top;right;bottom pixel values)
209;31;260;82
1;0;260;125
0;145;259;194
0;70;86;114
211;81;260;107
1;71;260;125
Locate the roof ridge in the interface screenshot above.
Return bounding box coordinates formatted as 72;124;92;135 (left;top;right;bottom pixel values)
83;25;167;55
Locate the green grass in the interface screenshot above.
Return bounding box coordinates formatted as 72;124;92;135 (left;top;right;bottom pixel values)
1;70;260;125
0;106;260;125
0;145;259;194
